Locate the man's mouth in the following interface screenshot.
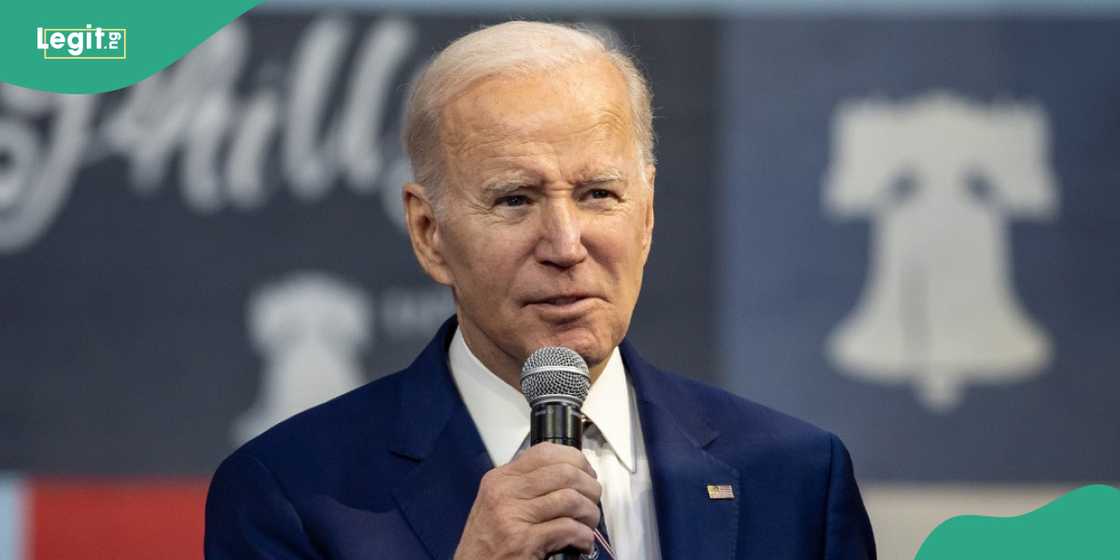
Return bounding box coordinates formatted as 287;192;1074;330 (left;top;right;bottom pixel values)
526;294;600;311
540;296;587;306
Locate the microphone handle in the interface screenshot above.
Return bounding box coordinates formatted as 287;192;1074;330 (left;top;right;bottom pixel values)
529;403;585;560
530;402;584;448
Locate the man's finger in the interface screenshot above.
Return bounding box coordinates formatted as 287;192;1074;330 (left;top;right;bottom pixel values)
528;487;601;528
519;462;602;503
529;517;596;557
506;442;596;478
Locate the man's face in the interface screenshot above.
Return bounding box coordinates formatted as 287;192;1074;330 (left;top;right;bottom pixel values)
407;56;655;377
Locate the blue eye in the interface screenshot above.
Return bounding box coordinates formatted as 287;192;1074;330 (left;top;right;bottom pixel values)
497;195;529;207
589;189;613;200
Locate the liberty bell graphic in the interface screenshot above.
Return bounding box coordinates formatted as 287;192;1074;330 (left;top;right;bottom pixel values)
233;272;372;444
822;92;1059;412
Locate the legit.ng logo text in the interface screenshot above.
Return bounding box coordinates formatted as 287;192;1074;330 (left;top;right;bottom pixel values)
36;25;127;60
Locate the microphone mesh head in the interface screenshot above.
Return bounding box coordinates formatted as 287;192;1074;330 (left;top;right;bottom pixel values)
520;347;591;408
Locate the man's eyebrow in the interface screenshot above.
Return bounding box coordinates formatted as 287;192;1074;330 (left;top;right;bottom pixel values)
579;168;626;184
480;173;540;196
479;168;626;195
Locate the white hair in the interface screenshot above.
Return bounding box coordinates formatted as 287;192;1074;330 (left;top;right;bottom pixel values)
402;21;656;206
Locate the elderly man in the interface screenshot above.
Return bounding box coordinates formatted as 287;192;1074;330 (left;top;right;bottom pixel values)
205;21;875;560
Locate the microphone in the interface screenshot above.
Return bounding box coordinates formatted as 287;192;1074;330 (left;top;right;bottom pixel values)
520;346;591;448
520;346;591;560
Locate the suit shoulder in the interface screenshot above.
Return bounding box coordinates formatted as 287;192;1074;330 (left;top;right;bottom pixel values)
655;369;846;486
651;368;837;450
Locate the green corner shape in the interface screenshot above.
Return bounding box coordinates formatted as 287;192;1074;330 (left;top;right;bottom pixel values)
1;0;263;94
916;484;1120;560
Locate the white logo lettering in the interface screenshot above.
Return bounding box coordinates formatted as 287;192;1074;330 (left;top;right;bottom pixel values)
37;25;126;59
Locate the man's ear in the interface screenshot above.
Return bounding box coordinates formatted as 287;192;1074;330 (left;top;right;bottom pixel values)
403;182;454;286
640;164;656;262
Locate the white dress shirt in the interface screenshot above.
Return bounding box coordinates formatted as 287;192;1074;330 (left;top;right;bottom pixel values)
448;327;662;560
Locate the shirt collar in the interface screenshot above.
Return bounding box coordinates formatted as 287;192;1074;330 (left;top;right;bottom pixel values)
448;327;529;467
581;344;636;472
447;326;636;472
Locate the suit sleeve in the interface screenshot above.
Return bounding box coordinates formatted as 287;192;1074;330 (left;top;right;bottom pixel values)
204;452;324;559
823;433;877;560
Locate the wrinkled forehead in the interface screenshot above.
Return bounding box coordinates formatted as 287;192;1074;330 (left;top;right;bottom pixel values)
438;57;638;168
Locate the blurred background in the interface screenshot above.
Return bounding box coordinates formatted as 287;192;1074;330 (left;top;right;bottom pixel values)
1;0;1118;558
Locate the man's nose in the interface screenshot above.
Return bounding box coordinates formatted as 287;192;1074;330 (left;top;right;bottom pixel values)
535;198;588;269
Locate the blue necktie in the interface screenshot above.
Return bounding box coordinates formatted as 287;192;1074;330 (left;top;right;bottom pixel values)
585;501;616;560
583;418;616;560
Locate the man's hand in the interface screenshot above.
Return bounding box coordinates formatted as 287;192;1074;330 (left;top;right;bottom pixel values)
454;443;602;560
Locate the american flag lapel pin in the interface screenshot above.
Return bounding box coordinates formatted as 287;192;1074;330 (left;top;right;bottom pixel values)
706;484;735;500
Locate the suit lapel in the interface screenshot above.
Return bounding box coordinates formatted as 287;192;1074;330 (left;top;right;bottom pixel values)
622;340;741;560
390;318;494;560
386;323;741;559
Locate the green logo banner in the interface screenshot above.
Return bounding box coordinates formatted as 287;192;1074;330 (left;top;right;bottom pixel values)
917;485;1120;559
2;0;262;93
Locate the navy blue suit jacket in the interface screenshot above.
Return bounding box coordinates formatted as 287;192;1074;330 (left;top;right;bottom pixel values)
205;318;876;559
